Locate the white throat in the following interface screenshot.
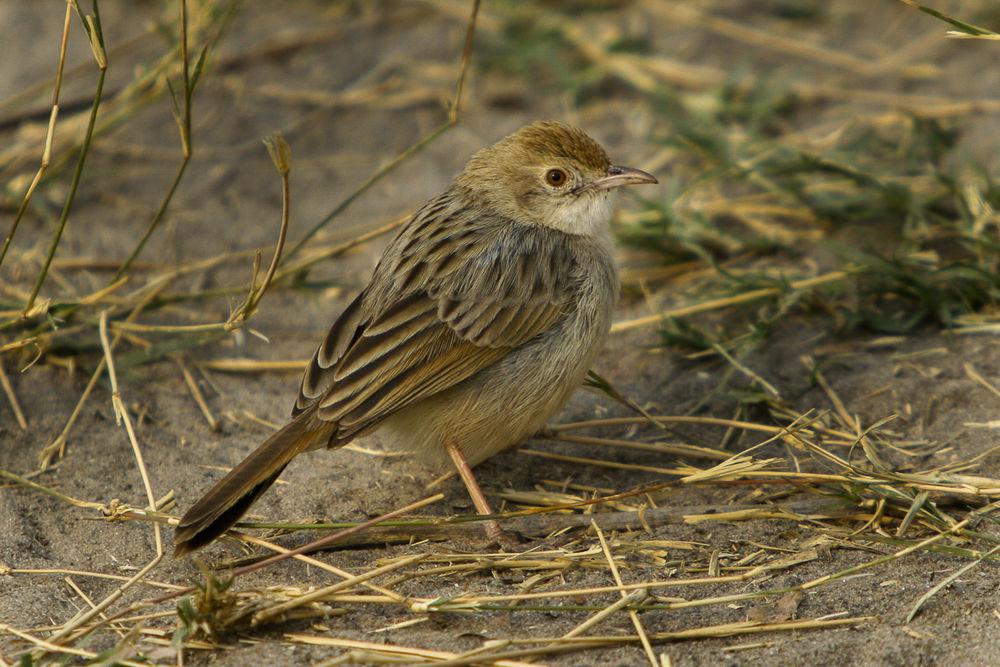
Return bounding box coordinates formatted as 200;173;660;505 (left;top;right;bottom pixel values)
543;191;616;237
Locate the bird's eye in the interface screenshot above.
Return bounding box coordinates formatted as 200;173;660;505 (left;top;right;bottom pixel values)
545;168;569;187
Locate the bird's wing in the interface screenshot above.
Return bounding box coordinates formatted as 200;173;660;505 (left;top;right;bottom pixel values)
293;200;576;442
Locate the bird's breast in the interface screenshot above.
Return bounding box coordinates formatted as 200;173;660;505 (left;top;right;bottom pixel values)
371;245;617;471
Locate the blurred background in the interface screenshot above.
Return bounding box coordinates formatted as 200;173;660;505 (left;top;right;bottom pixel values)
3;1;997;342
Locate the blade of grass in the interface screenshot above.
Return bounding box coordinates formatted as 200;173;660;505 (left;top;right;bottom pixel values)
0;0;74;269
22;0;107;315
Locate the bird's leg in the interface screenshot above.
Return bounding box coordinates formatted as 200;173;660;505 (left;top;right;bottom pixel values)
444;441;511;546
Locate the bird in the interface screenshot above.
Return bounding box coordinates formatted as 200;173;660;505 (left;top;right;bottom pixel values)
173;121;657;556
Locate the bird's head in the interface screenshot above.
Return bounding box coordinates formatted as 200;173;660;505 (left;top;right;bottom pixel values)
456;121;657;236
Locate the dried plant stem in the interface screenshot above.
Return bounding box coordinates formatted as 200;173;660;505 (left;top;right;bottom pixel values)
906;543;1000;623
1;624;145;667
275;213;409;279
63;577;123;638
542;432;730;461
197;358;307;372
551;414;806;436
9;568;183;591
113;160;190;281
24;0;107;314
230;493;444;578
98;310;163;556
112;0;194;281
252;553;424;625
20;212;404;340
229;499;846;547
963;362;1000;401
42;555;161;649
100;136;291;336
554;412;858;444
406;617;870;666
801;355;887;469
0;468;106;512
287;635;543;667
592;520;657;666
609;269;850;333
561;588;648;639
0;362;27;429
0;336;38;355
109;320;228;334
236;533;404;601
801;518;970;590
435;548;820;609
38;280;164;467
134;212;404;300
712;343;780;398
0;0;73;269
228;134;291;327
83;493;447;638
176;356;220;431
520;449;688;476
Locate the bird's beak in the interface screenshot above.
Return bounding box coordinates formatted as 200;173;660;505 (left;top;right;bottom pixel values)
589;165;658;191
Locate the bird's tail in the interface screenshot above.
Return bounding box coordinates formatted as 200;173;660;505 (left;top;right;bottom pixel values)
174;412;332;557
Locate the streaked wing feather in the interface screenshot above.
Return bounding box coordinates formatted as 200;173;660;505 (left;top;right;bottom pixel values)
294;291;365;415
294;198;577;440
333;341;507;439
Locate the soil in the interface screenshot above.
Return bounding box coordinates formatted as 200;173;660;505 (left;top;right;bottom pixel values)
1;2;998;665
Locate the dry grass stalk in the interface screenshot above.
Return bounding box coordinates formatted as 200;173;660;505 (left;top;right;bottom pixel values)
0;336;38;354
228;493;444;578
592;520;658;666
964;362;1000;401
0;0;73;269
550;413;854;441
38;279;167;467
541;430;731;461
906;543;1000;622
521;449;691;476
1;623;147;667
286;634;544;667
400;617;873;666
7;567;183;591
610;269;851;333
197;358;308;372
252;554;424;625
801;517;972;591
0;361;27;429
110;0;200;282
62;576;125;638
801;355;888;469
23;0;108;313
176;355;220;431
236;533;405;601
561;588;648;639
225;133;292;330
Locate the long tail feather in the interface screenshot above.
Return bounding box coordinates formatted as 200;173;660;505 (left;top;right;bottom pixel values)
174;413;331;556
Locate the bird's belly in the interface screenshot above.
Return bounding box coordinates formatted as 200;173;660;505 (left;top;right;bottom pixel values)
372;308;609;471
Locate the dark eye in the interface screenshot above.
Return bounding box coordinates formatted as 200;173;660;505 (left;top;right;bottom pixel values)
545;168;568;187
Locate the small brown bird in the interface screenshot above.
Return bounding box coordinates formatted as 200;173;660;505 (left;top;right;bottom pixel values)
174;121;657;556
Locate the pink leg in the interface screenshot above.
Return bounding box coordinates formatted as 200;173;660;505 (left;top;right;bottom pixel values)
445;441;509;545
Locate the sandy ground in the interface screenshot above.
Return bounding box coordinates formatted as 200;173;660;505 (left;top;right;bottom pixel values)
1;2;998;665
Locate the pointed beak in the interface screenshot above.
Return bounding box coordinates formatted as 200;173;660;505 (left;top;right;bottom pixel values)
587;165;658;192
